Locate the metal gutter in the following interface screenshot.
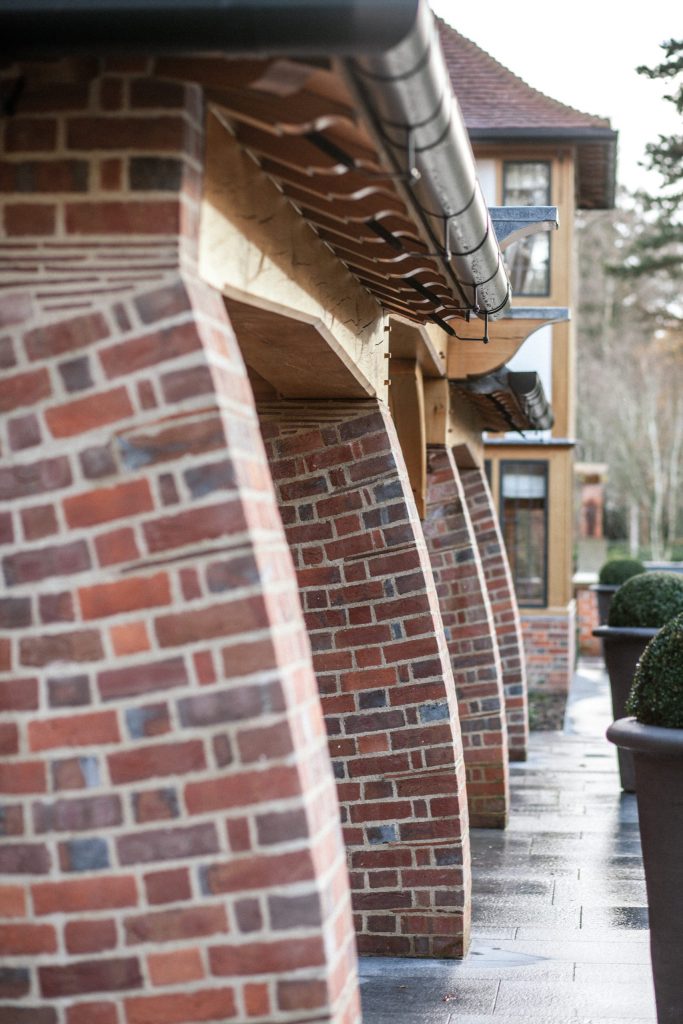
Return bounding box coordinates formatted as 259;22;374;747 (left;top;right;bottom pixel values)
0;0;423;57
345;0;511;320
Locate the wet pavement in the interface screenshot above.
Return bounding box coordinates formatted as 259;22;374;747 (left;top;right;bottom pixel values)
359;658;657;1023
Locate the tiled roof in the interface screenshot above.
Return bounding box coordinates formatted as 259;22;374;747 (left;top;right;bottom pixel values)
437;19;617;208
437;20;611;131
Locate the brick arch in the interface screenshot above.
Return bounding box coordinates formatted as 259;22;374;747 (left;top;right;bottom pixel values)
258;399;471;958
0;60;359;1019
459;465;529;760
424;446;509;828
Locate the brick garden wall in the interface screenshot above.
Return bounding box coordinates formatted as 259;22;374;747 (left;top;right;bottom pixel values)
0;62;359;1024
259;400;472;958
460;467;529;761
424;448;509;829
575;585;600;657
521;605;577;694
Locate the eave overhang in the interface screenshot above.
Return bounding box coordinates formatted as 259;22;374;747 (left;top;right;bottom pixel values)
452;368;554;433
1;0;517;330
468;127;618;211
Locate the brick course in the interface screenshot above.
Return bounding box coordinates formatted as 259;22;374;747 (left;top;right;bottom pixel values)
424;448;509;828
260;400;471;957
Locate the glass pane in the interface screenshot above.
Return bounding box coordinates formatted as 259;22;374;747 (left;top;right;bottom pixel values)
504;233;550;296
503;162;551;295
503;162;550;206
501;462;547;607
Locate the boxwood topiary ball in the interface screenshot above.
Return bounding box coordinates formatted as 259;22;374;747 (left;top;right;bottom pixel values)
608;571;683;629
598;558;646;586
627;611;683;727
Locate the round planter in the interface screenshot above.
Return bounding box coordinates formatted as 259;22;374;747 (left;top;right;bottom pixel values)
607;718;683;1024
593;626;658;791
590;583;620;625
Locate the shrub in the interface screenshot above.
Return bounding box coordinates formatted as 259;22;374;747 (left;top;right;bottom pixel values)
608;571;683;628
598;558;646;586
627;611;683;727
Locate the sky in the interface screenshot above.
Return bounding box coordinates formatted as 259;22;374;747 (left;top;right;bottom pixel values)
429;0;679;194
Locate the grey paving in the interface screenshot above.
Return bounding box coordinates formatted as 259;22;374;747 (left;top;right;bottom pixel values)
359;658;656;1023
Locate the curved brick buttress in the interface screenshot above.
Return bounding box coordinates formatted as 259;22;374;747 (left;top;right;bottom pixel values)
0;274;359;1024
459;466;529;761
0;65;358;1024
258;400;471;958
424;448;510;829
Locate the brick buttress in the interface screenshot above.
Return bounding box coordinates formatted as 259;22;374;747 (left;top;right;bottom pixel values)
259;399;472;958
0;61;359;1024
424;447;510;829
459;465;529;761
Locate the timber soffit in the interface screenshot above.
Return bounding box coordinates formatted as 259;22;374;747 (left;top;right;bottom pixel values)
3;0;524;334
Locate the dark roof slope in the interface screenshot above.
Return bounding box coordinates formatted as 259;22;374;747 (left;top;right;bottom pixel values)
437;19;617;209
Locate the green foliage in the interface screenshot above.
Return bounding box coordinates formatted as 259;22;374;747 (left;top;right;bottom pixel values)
608;571;683;628
627;611;683;726
598;558;646;586
610;39;683;308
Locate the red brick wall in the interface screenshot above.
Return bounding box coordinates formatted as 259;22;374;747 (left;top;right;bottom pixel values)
521;605;577;694
258;401;471;958
0;63;359;1024
424;448;509;828
460;466;529;761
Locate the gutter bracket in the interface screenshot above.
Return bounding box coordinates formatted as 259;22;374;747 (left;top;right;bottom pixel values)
489;206;559;250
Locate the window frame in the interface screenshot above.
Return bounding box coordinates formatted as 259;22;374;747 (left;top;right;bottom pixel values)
499;458;549;608
502;159;552;297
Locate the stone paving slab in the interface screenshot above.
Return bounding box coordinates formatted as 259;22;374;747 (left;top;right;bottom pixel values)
359;660;657;1023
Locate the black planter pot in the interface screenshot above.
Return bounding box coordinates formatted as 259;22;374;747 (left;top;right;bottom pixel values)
590;583;620;625
607;718;683;1024
593;626;658;791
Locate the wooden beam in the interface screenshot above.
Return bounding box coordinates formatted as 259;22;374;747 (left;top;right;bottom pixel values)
424;378;448;446
389;317;446;379
447;314;568;380
200;110;387;398
390;359;426;519
225;297;374;399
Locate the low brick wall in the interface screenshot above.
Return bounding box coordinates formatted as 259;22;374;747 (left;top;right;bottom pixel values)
575;584;601;656
521;604;576;694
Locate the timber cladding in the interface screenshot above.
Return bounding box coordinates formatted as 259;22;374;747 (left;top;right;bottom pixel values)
258;399;472;958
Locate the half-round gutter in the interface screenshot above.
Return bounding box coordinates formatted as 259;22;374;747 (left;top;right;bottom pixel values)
346;0;512;320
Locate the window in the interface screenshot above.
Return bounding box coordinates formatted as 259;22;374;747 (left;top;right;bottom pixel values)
502;161;551;296
500;460;548;607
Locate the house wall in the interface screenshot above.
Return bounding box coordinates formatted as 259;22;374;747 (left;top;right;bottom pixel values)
0;62;360;1024
475;146;577;695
